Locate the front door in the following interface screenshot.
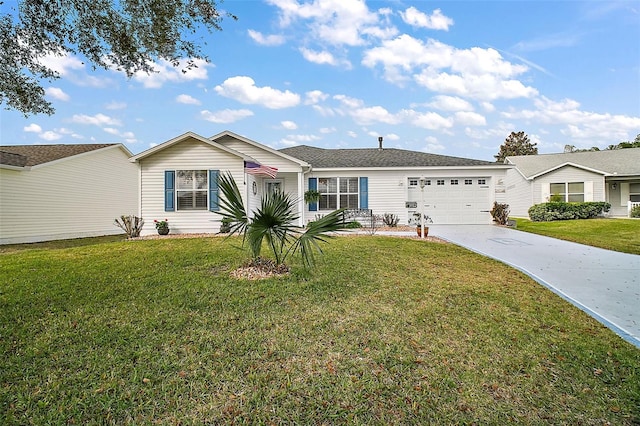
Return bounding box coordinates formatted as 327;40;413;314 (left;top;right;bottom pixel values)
265;179;283;195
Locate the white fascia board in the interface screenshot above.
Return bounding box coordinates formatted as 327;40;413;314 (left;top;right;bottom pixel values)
529;162;608;180
310;165;511;173
0;164;29;171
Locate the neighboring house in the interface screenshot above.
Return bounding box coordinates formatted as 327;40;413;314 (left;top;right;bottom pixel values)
0;144;138;244
504;148;640;217
131;130;510;236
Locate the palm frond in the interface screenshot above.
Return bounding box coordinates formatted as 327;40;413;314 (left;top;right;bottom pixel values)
289;208;348;267
216;171;248;237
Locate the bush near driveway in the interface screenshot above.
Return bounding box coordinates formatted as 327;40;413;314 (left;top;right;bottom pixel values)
1;236;638;424
528;201;610;222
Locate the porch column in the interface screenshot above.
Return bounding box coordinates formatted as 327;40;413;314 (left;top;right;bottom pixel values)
298;171;305;227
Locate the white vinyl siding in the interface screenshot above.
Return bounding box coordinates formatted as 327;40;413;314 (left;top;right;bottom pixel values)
534;166;604;205
0;146;138;245
139;137;244;235
305;168;506;225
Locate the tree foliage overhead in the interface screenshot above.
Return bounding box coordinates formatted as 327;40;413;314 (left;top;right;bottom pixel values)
564;134;640;152
0;0;236;116
494;131;538;162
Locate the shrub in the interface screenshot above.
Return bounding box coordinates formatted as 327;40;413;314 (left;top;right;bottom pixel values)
219;217;233;233
630;205;640;218
490;202;510;225
114;215;144;238
528;202;610;222
382;213;399;227
345;220;362;229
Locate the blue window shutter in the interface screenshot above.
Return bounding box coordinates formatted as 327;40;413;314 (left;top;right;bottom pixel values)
359;177;368;209
209;170;219;211
164;171;175;212
308;177;318;211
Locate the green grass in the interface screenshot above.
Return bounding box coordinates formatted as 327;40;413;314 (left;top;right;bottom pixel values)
1;236;639;424
514;218;640;255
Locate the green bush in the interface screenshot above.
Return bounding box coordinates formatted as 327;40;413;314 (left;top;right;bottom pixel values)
528;202;610;222
345;220;362;229
630;205;640;218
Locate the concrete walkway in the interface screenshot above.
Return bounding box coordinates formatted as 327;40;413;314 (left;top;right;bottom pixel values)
422;225;640;349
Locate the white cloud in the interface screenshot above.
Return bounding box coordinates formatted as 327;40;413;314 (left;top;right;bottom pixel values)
214;76;300;109
428;95;474;111
363;35;537;101
454;111;486;126
102;127;137;142
71;113;121;126
45;87;70;101
501;96;640;143
269;0;380;46
319;127;336;134
39;131;62;141
347;130;358;138
39;53;85;75
350;105;401;125
200;109;254;123
248;29;285;46
386;133;400;140
133;58;211;88
300;48;338;66
285;134;321;142
105;101;127;110
24;123;42;133
176;94;201;105
400;7;454;31
281;120;298;130
305;90;329;105
405;110;454;130
103;127;120;135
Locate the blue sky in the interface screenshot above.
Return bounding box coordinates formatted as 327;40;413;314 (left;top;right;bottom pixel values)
2;0;639;161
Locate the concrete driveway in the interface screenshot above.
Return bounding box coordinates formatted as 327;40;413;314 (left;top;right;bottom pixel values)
428;225;640;349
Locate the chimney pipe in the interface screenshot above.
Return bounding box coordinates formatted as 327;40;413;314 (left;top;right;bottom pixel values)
378;136;383;150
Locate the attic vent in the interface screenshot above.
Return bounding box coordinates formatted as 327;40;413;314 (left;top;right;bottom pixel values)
378;136;383;151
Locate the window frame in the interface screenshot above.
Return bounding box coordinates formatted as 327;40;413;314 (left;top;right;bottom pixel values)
551;182;585;202
317;177;360;210
176;170;209;211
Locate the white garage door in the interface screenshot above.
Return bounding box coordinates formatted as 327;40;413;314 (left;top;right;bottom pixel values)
407;177;492;224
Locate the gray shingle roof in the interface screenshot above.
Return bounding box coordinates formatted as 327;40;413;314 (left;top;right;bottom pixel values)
506;148;640;178
279;145;496;168
0;144;117;167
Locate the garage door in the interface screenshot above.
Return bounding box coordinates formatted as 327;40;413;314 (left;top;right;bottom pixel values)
407;177;492;224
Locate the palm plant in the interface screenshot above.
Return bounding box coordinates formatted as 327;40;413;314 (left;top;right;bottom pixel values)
216;171;348;267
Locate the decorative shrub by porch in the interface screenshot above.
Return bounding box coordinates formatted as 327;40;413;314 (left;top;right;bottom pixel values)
490;202;510;225
630;205;640;218
528;202;611;222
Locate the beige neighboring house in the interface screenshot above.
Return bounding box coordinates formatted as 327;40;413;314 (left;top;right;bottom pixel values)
131;130;510;236
504;148;640;217
0;144;138;244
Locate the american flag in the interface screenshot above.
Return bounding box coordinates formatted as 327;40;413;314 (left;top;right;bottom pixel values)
244;161;278;179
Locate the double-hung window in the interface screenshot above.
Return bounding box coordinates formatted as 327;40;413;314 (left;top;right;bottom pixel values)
177;170;208;210
317;177;359;210
551;182;584;202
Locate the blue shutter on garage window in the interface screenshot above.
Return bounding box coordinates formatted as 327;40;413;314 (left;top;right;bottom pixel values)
209;170;219;211
164;171;175;212
308;178;318;211
359;177;368;209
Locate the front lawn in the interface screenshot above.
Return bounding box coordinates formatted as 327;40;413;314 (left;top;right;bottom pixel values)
514;218;640;255
1;236;638;424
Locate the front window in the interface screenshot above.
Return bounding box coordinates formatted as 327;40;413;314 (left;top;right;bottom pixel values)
550;182;584;202
318;177;359;210
177;170;208;210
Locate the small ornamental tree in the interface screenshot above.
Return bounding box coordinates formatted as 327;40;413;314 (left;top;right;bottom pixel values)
495;131;538;162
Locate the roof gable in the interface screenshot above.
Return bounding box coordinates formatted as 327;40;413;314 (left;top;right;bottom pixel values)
506;148;640;179
130;132;255;162
279;145;500;168
0;144;127;169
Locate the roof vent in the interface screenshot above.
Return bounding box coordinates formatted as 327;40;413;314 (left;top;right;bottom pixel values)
378;136;383;151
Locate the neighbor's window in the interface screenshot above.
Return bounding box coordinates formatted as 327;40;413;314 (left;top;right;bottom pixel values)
318;177;359;210
551;182;584;202
177;170;208;210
